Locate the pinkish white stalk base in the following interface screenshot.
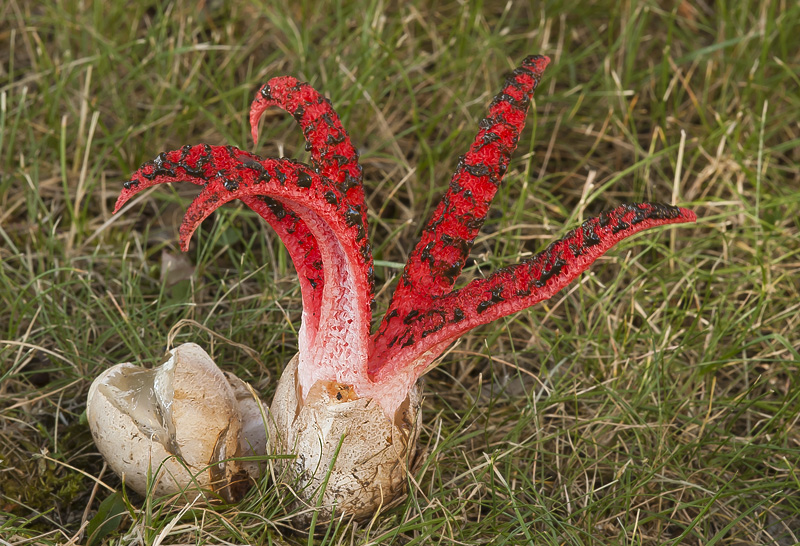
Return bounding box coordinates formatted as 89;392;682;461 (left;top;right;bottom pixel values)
268;354;421;523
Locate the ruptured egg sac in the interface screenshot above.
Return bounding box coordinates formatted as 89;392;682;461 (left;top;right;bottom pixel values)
87;343;267;501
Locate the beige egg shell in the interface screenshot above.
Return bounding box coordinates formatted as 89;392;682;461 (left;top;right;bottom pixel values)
268;354;422;523
223;370;269;480
87;343;245;500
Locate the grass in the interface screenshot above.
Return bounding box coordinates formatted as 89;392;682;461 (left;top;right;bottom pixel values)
1;0;799;544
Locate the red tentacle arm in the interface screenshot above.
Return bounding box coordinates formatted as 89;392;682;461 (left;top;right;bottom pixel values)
174;156;374;399
115;145;325;343
249;78;371;293
369;203;697;390
250;77;362;187
375;55;550;346
237;195;323;339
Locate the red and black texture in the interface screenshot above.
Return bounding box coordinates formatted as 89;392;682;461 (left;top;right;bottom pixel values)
115;143;375;392
115;144;327;337
115;55;696;412
385;56;550;298
369;202;695;384
371;55;551;376
250;76;369;269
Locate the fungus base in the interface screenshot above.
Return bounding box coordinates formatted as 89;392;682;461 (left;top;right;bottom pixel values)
268;355;422;523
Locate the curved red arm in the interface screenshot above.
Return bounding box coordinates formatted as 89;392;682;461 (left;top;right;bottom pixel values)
249;78;373;292
375;55;550;350
369;203;697;384
119;145;374;397
115;144;326;339
250;77;363;189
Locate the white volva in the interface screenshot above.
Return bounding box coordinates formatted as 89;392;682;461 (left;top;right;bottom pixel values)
86;343;267;501
267;354;421;522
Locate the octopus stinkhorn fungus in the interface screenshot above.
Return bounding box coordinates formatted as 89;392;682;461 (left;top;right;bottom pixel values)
101;55;695;520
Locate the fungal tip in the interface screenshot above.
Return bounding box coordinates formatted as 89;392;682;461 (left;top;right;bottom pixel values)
524;54;551;74
114;185;138;215
113;194;127;215
250;122;260;147
179;232;192;253
679;207;697;223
